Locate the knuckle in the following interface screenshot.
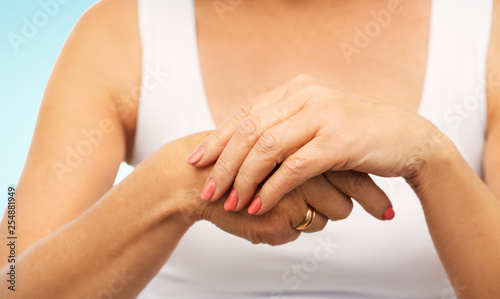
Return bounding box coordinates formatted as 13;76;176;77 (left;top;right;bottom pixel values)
255;219;277;244
288;187;307;209
263;221;292;246
236;116;258;141
282;155;308;177
290;74;315;84
317;217;328;230
308;216;328;232
288;230;301;242
234;171;259;192
248;230;262;245
337;200;353;220
234;170;252;186
209;130;225;148
256;130;278;154
268;238;287;246
215;157;234;175
235;105;253;122
347;172;371;196
252;199;302;245
264;230;280;245
301;85;329;102
276;192;304;225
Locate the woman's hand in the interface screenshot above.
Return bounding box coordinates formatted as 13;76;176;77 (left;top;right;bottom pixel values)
162;131;336;246
187;75;446;215
195;177;331;246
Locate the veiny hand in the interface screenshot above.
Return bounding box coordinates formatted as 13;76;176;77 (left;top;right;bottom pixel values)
187;75;443;216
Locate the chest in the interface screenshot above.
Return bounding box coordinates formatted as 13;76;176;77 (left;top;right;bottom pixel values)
195;0;432;126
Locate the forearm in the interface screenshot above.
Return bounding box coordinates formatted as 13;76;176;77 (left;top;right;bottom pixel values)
410;138;500;298
0;136;207;298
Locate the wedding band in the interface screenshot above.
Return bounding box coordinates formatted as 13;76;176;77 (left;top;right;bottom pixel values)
295;205;316;231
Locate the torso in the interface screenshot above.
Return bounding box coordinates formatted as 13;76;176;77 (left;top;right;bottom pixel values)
195;0;431;126
116;0;498;297
120;0;433;150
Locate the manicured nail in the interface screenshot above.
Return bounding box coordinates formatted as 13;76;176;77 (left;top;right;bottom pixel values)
224;189;238;211
248;197;262;215
201;178;216;201
382;207;395;220
186;147;204;165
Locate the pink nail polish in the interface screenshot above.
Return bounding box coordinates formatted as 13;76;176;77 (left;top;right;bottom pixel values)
186;147;204;165
248;197;262;215
382;207;395;220
224;189;238;211
201;179;216;201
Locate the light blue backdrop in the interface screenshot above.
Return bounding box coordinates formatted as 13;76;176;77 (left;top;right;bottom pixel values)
0;0;133;213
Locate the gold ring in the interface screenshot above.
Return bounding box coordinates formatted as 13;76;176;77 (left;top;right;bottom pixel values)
295;205;316;231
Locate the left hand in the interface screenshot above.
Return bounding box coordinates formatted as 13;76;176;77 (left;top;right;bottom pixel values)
187;75;445;215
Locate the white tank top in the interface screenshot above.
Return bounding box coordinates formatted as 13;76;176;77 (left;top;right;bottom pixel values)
132;1;492;298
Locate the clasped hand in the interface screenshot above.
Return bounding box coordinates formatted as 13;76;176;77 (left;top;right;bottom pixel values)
187;75;444;223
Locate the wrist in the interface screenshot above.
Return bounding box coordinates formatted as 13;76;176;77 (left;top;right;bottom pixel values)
147;159;205;229
117;159;198;231
147;131;215;227
404;127;461;200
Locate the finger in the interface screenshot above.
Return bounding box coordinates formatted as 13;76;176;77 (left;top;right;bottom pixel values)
295;207;329;234
205;93;306;202
202;193;302;246
187;86;287;167
188;74;321;168
278;183;328;234
323;171;394;220
231;112;318;210
294;174;354;222
248;136;335;215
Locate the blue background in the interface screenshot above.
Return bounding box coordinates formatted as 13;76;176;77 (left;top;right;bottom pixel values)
0;0;133;213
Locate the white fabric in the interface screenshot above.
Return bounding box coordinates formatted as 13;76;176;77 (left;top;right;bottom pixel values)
132;0;493;298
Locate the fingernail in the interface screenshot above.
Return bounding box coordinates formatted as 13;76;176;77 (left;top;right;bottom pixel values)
224;189;238;211
382;206;395;220
248;197;262;215
186;147;204;164
201;178;216;201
